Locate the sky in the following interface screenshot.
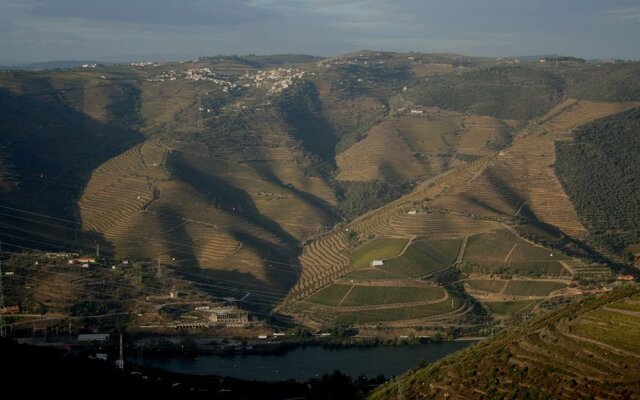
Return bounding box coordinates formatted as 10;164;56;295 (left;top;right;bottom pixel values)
1;0;640;64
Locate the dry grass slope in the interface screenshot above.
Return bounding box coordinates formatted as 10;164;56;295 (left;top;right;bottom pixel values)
431;99;640;238
336;119;428;181
336;112;513;183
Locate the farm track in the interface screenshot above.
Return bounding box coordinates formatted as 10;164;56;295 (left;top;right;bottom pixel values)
304;290;448;312
455;236;468;264
560;332;640;360
602;306;640;319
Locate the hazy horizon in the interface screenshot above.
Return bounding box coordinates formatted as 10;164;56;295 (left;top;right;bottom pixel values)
2;0;640;64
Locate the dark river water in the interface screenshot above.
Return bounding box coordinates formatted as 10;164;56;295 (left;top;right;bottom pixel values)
131;340;476;382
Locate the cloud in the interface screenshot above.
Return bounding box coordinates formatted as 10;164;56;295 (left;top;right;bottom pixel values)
1;0;640;63
256;0;403;21
28;0;278;26
605;6;640;21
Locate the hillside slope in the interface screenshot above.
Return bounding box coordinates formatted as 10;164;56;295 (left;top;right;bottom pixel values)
406;66;564;120
370;284;640;400
556;107;640;253
0;70;143;248
282;96;638;328
2;54;640;323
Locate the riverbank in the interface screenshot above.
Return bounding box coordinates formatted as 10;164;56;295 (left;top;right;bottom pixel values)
2;336;481;396
0;338;365;399
130;340;477;382
131;332;486;358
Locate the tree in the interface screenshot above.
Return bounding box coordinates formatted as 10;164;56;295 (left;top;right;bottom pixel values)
308;370;358;400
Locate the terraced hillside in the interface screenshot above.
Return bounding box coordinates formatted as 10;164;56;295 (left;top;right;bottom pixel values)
283;155;497;305
336;112;515;183
0;69;144;249
283;232;484;330
293;282;475;330
430;99;640;238
282;152;570;322
283;93;639;328
79;128;337;302
370;285;640;400
3;53;640;329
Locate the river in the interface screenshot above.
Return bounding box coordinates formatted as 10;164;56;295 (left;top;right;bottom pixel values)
131;340;476;382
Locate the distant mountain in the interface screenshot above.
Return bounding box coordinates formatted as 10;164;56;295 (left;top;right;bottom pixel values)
514;54;586;62
3;60;110;71
0;54;323;71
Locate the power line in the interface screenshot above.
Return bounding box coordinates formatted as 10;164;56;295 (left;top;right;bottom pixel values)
4;241;301;304
0;205;339;277
0;240;6;337
1;233;289;296
9;271;296;325
10;263;462;327
6;242;457;325
0;227;304;282
12;261;289;305
13;270;282;315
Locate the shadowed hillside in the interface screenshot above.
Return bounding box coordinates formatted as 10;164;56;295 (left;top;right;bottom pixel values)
0;71;144;250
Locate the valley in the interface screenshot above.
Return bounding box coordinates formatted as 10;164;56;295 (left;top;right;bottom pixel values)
1;52;639;339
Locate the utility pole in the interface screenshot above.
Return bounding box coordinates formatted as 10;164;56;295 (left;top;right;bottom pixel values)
397;378;403;400
96;242;100;258
0;241;6;337
197;93;203;131
117;333;124;372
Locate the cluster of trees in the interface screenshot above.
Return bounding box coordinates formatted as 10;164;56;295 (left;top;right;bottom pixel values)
407;62;640;121
563;62;640;102
331;62;411;98
337;180;412;219
407;66;564;120
106;81;142;127
556;108;640;253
